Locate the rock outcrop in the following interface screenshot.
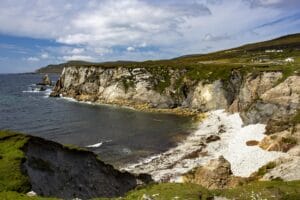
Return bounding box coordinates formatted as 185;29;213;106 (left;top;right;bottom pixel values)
37;74;52;86
20;135;151;199
241;75;300;124
183;156;244;189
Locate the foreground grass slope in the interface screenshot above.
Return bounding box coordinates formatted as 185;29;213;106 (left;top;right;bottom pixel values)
0;131;30;193
1;130;300;200
95;181;300;200
0;131;57;199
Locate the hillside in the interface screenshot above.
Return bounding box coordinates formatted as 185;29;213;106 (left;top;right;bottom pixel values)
36;33;300;76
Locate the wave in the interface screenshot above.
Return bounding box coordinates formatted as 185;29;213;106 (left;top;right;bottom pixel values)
85;139;112;148
59;96;136;110
23;87;52;98
123;110;285;182
22;89;41;93
86;142;103;148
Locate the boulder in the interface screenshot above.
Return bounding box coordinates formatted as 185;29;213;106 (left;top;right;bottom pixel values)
259;131;297;152
183;156;244;189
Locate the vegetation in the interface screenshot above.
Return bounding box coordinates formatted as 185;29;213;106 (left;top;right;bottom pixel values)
214;180;300;200
37;34;300;86
94;181;300;200
1;130;300;200
0;131;30;193
0;192;57;200
253;161;277;178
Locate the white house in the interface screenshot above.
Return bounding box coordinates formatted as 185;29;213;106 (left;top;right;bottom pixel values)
285;57;295;63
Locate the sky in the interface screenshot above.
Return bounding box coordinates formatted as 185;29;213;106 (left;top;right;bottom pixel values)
0;0;300;73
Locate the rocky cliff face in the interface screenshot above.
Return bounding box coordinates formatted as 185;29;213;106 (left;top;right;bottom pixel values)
20;135;151;199
51;66;299;124
51;66;234;110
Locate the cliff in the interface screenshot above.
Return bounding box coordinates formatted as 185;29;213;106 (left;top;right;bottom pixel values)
51;66;299;124
0;131;151;199
50;34;300;164
50;34;300;125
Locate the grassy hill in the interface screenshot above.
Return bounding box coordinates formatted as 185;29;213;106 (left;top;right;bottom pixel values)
36;33;300;84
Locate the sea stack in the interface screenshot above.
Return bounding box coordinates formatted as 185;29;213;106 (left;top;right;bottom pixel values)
38;74;52;86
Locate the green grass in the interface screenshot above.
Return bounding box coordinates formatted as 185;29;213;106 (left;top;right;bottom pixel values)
38;33;300;88
214;180;300;200
253;162;277;178
0;131;30;193
63;144;89;152
94;181;300;200
118;181;300;200
120;183;213;200
0;192;58;200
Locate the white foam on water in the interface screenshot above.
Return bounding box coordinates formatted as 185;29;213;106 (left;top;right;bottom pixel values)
123;110;285;182
59;96;136;111
86;142;103;148
85;139;112;148
22;89;40;93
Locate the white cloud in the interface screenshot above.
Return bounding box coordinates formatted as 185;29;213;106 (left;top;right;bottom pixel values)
41;53;49;59
0;0;299;63
71;48;84;54
127;46;135;52
27;57;40;62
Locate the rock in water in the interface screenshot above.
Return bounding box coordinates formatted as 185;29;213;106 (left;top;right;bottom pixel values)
38;74;52;86
43;74;51;85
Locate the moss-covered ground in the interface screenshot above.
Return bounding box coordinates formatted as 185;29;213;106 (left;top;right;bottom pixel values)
214;180;300;200
0;131;58;199
0;131;30;193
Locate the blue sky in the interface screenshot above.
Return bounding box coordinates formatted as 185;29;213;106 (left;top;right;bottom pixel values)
0;0;300;73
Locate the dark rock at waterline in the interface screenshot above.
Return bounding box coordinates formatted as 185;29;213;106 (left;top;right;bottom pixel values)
21;136;150;199
39;86;46;91
49;78;62;97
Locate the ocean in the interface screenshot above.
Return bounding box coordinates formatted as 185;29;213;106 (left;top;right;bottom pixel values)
0;73;194;166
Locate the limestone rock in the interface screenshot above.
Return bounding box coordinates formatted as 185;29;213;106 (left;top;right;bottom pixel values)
183;156;244;189
242;76;300;124
38;74;52;86
230;72;282;113
262;156;300;181
259;129;298;152
50;65;299;127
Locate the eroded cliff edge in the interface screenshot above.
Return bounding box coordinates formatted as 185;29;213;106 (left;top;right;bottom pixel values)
0;131;151;199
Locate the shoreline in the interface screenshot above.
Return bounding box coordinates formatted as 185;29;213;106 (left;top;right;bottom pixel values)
59;94;206;120
123;110;285;182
